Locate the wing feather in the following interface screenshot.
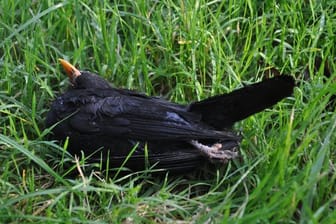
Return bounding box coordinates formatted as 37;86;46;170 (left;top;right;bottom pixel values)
60;89;230;141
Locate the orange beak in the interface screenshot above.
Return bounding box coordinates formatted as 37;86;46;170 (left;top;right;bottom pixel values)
59;59;81;83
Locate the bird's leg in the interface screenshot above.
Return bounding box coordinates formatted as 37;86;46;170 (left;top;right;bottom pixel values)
189;140;238;163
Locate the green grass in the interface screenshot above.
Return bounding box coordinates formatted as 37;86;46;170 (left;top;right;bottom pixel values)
1;0;335;223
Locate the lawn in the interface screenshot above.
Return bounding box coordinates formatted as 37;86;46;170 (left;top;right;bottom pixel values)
0;1;335;223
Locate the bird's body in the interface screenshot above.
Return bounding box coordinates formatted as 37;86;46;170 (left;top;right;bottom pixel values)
46;85;240;170
46;60;295;171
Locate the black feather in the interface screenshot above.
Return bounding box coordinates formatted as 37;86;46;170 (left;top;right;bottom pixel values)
46;71;295;171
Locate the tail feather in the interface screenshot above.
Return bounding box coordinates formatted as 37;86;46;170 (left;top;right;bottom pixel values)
189;75;295;129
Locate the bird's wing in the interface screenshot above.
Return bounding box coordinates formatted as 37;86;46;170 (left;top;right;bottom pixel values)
94;148;206;172
63;89;230;141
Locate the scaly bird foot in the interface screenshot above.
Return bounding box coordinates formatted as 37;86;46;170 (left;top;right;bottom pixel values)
190;140;238;163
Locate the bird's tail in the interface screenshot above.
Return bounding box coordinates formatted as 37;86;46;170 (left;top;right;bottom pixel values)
189;75;295;129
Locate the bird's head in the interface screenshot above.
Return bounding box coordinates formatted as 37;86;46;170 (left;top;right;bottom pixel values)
59;59;111;89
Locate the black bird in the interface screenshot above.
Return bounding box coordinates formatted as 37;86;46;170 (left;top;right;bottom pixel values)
46;59;295;171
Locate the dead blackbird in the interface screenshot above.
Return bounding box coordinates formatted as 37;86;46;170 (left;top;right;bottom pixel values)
46;59;295;171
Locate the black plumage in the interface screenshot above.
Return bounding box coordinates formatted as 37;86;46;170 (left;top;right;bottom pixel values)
46;59;295;171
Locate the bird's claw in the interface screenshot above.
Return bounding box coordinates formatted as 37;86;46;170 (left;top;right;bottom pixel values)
190;140;238;163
